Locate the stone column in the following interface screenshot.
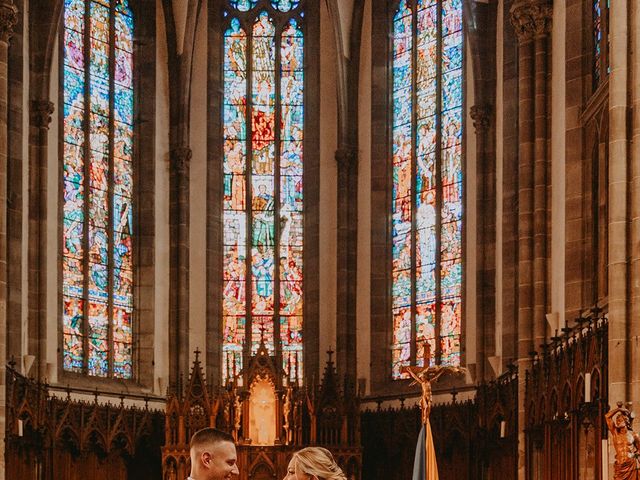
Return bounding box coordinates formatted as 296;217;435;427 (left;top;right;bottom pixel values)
27;99;52;383
631;0;640;410
608;0;630;409
510;1;552;478
335;146;357;385
470;104;493;382
509;11;536;479
169;146;190;387
531;8;552;350
0;2;18;477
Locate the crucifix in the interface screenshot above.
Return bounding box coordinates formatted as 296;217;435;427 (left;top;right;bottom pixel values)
403;341;466;425
403;341;466;480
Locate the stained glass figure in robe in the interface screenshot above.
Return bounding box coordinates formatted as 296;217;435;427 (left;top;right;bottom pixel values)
391;0;463;379
222;1;304;386
62;0;134;379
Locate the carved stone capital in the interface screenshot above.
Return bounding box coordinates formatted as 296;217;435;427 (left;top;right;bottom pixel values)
0;1;18;44
30;100;54;129
470;104;492;134
335;146;357;172
171;146;192;174
509;0;552;43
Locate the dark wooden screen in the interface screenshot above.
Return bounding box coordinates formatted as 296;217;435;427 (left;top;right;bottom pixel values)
525;311;608;480
6;365;164;480
361;371;517;480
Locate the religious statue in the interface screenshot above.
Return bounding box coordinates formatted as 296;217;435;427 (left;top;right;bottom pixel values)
283;384;293;444
404;343;465;424
606;402;640;479
404;342;466;480
233;389;242;441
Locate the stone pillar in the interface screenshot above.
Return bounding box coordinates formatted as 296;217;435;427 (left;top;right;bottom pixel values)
510;1;552;478
27;99;52;382
608;0;630;410
532;16;551;350
631;0;640;411
0;2;18;477
470;104;493;382
509;11;536;479
335;146;357;385
169;146;190;387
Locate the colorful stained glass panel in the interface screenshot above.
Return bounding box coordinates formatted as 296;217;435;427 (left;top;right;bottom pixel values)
281;316;303;384
251;317;275;354
222;3;305;384
223;316;246;384
62;0;134;378
271;0;300;12
229;0;257;11
391;0;463;377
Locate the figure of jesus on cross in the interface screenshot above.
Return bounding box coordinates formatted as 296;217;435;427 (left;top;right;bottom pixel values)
403;341;467;480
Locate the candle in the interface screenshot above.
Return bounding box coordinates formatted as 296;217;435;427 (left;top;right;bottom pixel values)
585;373;591;403
17;419;23;437
500;420;506;438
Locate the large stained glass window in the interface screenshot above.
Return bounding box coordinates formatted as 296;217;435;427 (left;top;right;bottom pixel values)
391;0;463;379
222;0;304;385
62;0;134;378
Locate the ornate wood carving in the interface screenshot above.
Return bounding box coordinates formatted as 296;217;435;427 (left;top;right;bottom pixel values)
525;311;608;480
163;349;362;479
0;0;18;43
5;365;164;480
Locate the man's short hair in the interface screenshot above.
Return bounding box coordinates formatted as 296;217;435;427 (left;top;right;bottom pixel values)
190;428;234;450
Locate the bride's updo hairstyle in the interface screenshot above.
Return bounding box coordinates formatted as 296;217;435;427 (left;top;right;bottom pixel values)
290;447;347;480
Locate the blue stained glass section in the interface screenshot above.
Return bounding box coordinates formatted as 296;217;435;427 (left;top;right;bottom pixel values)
230;0;257;11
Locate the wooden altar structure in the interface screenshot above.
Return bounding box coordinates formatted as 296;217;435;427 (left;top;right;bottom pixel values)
162;347;362;480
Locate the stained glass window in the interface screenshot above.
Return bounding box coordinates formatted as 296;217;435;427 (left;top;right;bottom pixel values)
592;0;609;91
222;1;304;386
62;0;134;379
592;0;602;87
391;0;463;379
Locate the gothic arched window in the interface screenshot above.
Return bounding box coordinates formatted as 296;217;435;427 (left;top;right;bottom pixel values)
390;0;463;379
222;0;305;385
61;0;135;378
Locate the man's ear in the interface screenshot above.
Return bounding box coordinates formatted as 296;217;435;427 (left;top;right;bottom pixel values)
201;451;212;468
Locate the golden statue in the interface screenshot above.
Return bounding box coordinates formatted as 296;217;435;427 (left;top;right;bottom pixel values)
404;342;465;424
233;387;242;441
403;342;466;480
606;402;640;479
283;384;293;444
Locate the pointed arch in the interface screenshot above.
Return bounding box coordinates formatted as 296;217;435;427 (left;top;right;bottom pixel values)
59;0;157;385
208;0;320;386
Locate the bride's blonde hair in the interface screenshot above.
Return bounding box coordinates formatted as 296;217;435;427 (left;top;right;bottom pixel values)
290;447;347;480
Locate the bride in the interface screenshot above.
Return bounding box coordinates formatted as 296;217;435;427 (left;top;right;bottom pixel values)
283;447;347;480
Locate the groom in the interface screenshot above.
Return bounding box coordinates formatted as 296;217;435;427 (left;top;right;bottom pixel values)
188;428;240;480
